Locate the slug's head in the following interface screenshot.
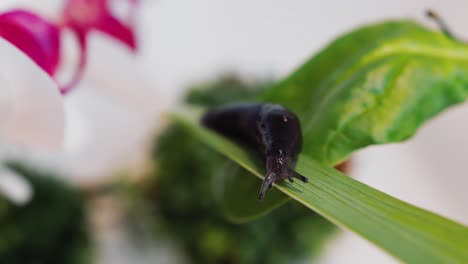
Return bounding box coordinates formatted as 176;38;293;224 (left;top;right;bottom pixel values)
259;105;302;159
258;155;308;200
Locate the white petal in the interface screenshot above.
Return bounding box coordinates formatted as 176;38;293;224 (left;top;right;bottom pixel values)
0;165;33;205
0;38;64;151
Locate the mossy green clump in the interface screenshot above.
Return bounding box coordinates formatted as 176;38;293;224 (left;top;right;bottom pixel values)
140;74;336;264
0;163;92;264
184;73;270;108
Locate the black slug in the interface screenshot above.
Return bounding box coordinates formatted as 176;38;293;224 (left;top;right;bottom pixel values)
201;103;308;200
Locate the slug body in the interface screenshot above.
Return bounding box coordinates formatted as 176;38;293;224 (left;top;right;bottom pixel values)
201;103;308;200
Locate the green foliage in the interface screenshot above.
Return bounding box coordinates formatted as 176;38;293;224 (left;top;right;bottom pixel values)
141;76;336;263
261;20;468;165
0;162;92;264
185;73;271;107
215;21;468;222
148;19;468;263
176;114;468;263
171;20;468;263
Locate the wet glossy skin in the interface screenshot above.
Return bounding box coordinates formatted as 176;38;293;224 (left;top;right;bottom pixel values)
201;103;308;200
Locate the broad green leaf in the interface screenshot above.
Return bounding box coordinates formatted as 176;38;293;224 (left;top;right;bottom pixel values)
175;114;468;263
261;20;468;165
213;161;289;223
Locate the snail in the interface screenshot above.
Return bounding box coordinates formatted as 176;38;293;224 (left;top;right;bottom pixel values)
201;103;308;200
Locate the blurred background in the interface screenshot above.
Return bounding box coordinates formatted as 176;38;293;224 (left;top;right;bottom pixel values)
0;0;467;263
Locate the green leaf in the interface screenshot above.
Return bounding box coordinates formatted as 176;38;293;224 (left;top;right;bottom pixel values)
261;20;468;165
175;114;468;263
213;161;289;223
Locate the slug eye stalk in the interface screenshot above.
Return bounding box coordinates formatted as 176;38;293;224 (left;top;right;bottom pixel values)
258;169;308;200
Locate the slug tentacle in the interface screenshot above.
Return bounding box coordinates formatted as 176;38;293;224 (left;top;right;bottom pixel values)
201;103;308;201
259;173;275;200
290;169;308;183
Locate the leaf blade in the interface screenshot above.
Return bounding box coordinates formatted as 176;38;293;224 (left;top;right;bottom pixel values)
175;114;468;263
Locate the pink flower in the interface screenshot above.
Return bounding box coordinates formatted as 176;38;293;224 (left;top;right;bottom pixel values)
0;10;61;76
0;0;138;95
59;0;138;94
62;0;137;51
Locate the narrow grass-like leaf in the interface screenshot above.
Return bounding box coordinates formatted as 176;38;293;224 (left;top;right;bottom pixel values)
175;114;468;263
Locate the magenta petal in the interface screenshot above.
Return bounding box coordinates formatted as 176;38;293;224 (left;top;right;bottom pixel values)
0;10;61;76
58;0;139;94
95;13;136;50
63;0;137;50
60;29;87;95
62;0;106;29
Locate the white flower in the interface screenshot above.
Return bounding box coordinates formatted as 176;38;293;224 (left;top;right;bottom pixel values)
0;38;64;204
